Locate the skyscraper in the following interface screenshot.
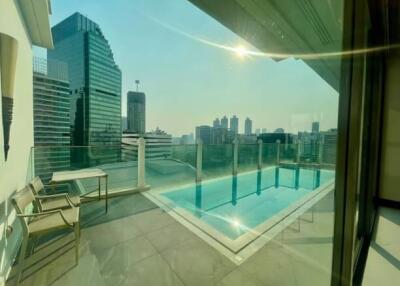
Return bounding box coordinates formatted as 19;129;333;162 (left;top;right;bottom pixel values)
213;118;220;128
33;57;71;183
312;121;320;133
127;91;146;134
195;125;212;144
221;116;228;129
48;13;122;148
244;117;252;135
230;115;239;134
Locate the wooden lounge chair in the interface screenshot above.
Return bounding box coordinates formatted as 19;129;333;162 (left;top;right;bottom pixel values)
29;176;80;212
12;186;80;286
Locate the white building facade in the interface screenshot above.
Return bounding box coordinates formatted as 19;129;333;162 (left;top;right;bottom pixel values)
0;0;53;284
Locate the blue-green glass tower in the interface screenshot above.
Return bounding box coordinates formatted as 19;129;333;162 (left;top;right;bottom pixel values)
48;12;121;164
49;12;121;146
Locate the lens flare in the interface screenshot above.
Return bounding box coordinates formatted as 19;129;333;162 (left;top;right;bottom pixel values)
142;12;397;61
233;45;249;58
232;218;241;227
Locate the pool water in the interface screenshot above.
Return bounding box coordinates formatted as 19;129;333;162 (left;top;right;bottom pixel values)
162;167;335;239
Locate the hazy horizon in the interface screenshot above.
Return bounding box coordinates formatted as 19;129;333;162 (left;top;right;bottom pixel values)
34;0;339;137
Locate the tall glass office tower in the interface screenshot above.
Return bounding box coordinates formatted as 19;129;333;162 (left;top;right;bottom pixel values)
33;57;71;183
48;12;122;164
48;12;122;146
127;91;146;134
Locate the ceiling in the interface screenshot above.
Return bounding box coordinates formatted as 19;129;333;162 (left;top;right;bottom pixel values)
188;0;344;91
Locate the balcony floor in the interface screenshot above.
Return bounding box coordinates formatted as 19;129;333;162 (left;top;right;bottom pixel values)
363;207;400;286
7;192;335;286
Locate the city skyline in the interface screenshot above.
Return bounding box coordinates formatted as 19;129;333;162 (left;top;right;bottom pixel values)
34;0;339;137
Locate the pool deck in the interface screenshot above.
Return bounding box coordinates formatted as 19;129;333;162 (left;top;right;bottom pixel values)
146;179;334;263
6;192;335;286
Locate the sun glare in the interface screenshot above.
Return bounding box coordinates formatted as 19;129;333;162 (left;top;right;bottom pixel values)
233;45;249;58
232;218;241;228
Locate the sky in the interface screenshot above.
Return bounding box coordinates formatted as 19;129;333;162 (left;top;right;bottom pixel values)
35;0;339;137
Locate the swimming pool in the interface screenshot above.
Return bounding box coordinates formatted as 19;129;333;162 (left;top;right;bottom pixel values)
148;167;335;254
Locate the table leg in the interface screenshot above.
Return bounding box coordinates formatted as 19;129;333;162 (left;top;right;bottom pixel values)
52;181;56;193
105;175;108;213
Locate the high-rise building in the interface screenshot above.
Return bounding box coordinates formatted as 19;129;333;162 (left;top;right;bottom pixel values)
33;57;71;183
48;12;122;148
195;125;212;144
244;117;252;135
312;121;320;133
213;118;220;128
261;128;267;133
180;133;195;145
320;128;337;164
221;116;228;129
127;91;145;134
230;115;239;134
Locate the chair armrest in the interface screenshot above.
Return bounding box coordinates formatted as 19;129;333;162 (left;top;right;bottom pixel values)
44;183;72;192
17;210;74;227
36;193;77;207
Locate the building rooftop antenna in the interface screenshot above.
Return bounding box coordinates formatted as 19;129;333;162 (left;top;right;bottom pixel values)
135;80;140;92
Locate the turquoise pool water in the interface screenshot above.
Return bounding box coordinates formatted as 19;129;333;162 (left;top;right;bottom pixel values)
162;167;335;239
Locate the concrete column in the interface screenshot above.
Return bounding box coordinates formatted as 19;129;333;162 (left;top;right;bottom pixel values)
196;139;203;182
137;137;146;188
233;138;239;175
258;139;263;170
276;140;281;166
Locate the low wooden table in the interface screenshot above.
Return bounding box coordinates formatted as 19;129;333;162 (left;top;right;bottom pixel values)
51;168;109;213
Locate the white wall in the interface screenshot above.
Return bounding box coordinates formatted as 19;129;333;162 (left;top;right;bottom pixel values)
379;50;400;202
0;0;34;284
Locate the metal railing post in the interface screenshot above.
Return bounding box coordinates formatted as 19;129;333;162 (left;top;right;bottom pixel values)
276;140;281;166
137;137;146;188
318;141;324;165
196;139;203;183
233;138;239;175
258;139;263;170
297;141;301;164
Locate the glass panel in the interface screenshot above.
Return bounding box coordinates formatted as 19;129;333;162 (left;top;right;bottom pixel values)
146;144;197;190
33;146;138;195
237;143;258;173
24;0;347;285
261;143;279;167
202;144;233;180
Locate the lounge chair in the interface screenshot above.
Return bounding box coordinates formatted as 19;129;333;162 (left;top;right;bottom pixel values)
29;176;80;212
12;186;80;285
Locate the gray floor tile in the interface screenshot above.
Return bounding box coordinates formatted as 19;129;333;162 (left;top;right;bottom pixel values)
103;254;184;286
238;243;297;286
216;267;266;286
84;216;143;251
145;221;199;252
52;252;106;286
96;236;157;278
131;208;176;234
160;238;236;286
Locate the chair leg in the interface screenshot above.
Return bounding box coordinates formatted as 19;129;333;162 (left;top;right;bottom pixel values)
15;236;29;286
29;236;38;256
74;223;80;265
